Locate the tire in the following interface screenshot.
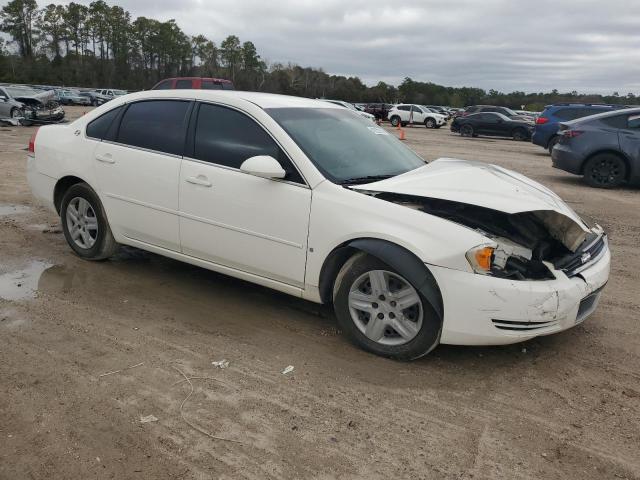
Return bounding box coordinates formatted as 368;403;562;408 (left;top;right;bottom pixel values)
390;116;401;127
10;107;21;119
425;117;436;129
92;100;99;106
60;183;118;260
583;153;627;189
512;128;528;141
460;124;474;137
333;252;441;360
547;136;560;154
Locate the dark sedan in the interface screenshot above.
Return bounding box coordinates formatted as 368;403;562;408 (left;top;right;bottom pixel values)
551;107;640;188
450;112;533;140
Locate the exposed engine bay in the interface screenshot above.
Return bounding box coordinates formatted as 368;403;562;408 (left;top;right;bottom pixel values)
375;192;605;281
15;96;65;125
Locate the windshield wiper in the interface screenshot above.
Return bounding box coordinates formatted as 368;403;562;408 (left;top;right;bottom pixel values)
338;174;396;186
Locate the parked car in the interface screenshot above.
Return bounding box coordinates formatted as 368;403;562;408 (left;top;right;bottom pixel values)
388;104;446;128
364;103;393;120
93;88;128;98
55;89;92;106
451;112;533;140
0;85;65;124
321;99;376;122
551;107;640;188
533;103;627;154
424;105;452;119
27;90;609;360
463;105;531;121
151;77;234;90
79;91;110;106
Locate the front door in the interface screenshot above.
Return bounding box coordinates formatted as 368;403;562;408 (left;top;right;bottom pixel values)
179;102;311;287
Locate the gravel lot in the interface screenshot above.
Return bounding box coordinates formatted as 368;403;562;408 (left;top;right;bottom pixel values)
1;106;639;479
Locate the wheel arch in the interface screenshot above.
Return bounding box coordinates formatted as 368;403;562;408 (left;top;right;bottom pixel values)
580;149;632;179
318;237;444;321
53;175;92;214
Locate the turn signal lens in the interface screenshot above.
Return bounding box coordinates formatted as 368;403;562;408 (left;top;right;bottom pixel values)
466;245;495;274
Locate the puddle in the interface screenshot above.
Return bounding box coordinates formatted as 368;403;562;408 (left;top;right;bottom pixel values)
0;260;54;301
0;204;31;216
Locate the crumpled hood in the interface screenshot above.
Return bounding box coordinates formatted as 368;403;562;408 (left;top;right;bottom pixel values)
352;158;591;251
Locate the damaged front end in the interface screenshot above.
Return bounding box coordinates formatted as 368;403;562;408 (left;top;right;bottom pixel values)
15;96;65;125
374;193;605;281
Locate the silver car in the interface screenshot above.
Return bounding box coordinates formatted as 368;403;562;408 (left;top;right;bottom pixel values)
0;86;26;119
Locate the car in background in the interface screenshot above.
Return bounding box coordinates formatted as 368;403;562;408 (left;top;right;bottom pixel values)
151;77;234;90
463;105;531;121
451;112;533;140
93;88;128;98
388;104;446;128
364;103;393;120
533;103;627;154
55;89;92;106
551;107;640;188
26;90;610;360
424;105;452;119
321;100;376;122
79;91;110;106
0;85;64;124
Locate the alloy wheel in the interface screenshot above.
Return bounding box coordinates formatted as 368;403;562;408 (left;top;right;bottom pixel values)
66;197;99;249
588;157;624;186
348;270;423;346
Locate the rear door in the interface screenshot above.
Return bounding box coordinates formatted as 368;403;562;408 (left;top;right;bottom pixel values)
92;99;192;251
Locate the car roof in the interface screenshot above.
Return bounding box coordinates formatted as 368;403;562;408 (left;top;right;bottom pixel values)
105;89;343;110
566;106;640;124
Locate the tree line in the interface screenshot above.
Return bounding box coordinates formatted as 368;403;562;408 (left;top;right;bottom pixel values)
1;0;637;110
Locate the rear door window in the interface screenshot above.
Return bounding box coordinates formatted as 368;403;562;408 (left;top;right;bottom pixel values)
202;80;223;90
192;103;304;184
86;106;123;140
628;114;640;129
397;105;410;111
116;100;191;156
175;79;192;89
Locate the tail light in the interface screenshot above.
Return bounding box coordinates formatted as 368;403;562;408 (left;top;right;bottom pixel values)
535;116;549;125
562;130;584;138
28;128;39;155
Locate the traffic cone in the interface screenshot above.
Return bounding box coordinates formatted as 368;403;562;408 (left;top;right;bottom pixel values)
396;121;401;130
399;128;406;141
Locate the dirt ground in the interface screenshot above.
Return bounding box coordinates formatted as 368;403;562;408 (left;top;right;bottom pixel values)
1;106;639;480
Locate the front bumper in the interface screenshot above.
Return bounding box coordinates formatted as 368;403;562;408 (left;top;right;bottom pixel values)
430;242;610;346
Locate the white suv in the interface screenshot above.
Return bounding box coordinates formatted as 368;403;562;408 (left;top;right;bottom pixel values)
388;104;446;129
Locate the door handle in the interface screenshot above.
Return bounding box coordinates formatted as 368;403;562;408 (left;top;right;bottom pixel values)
185;175;212;187
95;153;115;164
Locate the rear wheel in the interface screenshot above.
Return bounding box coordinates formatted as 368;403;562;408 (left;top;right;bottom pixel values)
512;128;528;141
583;153;626;188
390;116;401;127
460;124;474;137
60;183;118;260
425;117;436;129
333;253;441;360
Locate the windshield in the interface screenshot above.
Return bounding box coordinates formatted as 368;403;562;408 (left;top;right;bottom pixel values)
266;107;425;184
113;90;127;95
502;107;518;116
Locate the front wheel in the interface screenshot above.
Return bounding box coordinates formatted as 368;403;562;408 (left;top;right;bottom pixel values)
61;183;118;260
333;253;441;360
425;118;436;129
390;116;400;127
512;128;528;141
10;107;22;119
583;154;626;188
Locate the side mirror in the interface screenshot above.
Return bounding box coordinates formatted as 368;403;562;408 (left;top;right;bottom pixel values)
240;155;286;179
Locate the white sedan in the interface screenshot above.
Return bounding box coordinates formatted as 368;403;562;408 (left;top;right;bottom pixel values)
27;90;610;360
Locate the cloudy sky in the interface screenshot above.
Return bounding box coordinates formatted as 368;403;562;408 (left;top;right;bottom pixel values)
42;0;640;93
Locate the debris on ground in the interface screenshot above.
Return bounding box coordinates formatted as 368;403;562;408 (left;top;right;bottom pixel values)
281;365;294;375
140;415;158;423
211;359;229;369
98;362;144;378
